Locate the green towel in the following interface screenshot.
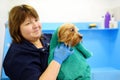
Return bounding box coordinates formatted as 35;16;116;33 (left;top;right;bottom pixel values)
48;27;92;80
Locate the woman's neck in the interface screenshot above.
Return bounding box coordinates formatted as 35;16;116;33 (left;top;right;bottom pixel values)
31;39;43;48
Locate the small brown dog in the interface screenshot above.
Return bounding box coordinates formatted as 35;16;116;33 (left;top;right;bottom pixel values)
58;23;82;47
49;23;92;80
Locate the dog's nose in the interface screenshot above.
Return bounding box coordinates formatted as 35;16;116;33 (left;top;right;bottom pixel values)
79;35;83;39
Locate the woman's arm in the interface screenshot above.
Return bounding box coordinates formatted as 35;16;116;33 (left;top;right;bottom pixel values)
39;43;73;80
39;60;60;80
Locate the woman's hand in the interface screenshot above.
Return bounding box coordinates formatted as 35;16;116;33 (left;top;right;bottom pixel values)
53;43;74;64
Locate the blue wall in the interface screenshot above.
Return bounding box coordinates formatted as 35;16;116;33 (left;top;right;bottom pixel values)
82;28;119;68
110;22;120;69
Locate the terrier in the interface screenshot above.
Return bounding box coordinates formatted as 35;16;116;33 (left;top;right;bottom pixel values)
48;23;92;80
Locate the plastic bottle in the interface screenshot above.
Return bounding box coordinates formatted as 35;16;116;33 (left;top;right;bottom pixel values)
100;16;104;29
104;12;111;28
109;15;118;28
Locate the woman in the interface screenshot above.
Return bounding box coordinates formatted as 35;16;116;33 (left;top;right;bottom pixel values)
3;4;73;80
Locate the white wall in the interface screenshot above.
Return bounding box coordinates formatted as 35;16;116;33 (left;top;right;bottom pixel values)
0;0;10;78
0;0;114;22
0;0;120;77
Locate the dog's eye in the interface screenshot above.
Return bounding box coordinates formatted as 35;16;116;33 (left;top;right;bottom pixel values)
70;28;74;32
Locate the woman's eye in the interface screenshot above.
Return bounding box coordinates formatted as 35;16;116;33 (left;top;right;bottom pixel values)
25;21;32;25
26;22;30;25
35;18;39;22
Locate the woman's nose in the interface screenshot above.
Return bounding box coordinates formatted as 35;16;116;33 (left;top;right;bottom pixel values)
32;22;39;28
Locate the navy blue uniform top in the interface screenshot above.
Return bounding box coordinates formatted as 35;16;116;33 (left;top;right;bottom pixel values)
3;34;52;80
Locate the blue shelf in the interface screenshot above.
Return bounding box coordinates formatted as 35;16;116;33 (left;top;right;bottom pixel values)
42;28;119;34
80;28;119;31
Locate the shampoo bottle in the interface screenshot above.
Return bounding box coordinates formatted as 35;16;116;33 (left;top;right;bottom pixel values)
104;12;111;28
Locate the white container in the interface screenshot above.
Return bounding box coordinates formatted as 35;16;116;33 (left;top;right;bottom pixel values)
109;16;118;28
100;16;105;29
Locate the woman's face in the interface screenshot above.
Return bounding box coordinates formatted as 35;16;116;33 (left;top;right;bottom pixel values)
20;17;42;42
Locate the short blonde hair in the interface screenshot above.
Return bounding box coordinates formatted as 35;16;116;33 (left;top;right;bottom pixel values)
9;4;39;43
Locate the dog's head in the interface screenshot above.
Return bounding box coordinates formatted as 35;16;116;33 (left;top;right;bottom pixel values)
58;23;82;47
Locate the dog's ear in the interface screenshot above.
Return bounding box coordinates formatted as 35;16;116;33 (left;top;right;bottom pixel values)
58;30;60;41
58;28;62;42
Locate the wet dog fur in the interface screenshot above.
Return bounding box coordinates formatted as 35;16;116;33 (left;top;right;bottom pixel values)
58;23;82;47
